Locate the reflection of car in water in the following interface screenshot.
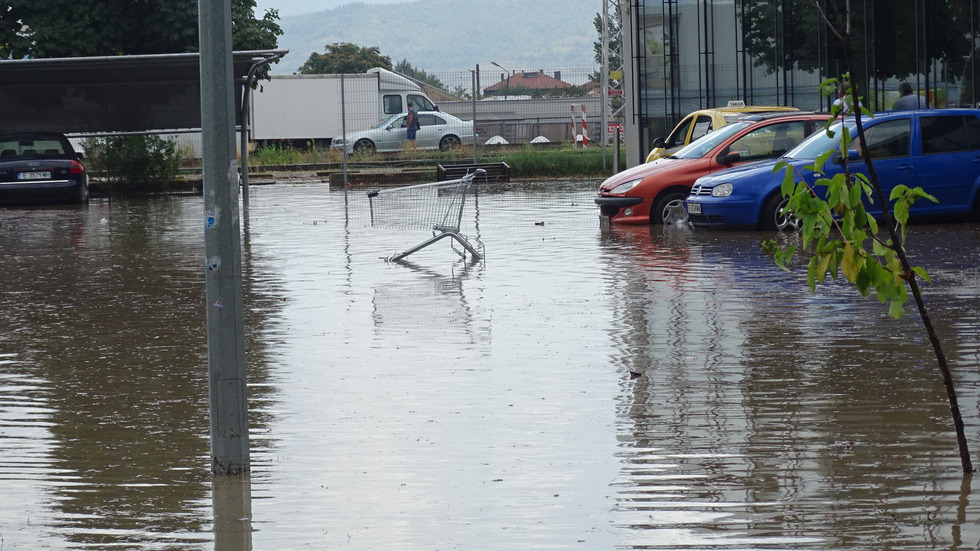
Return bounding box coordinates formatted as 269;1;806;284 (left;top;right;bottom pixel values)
0;132;89;205
596;113;830;225
331;111;475;155
687;109;980;230
645;102;799;162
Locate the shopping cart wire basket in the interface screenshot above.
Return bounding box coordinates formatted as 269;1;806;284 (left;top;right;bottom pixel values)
367;169;485;262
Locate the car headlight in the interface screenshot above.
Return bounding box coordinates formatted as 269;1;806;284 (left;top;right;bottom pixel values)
711;183;733;197
608;177;643;195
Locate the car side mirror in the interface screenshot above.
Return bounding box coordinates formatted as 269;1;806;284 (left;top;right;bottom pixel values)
652;137;665;148
833;149;861;164
717;151;741;165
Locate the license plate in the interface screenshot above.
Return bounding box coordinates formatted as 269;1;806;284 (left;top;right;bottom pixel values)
686;202;701;214
18;171;51;180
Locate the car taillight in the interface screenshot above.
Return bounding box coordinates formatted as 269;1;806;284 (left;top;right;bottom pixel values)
69;160;85;174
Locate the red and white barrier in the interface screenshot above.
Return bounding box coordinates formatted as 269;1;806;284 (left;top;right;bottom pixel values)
580;104;588;147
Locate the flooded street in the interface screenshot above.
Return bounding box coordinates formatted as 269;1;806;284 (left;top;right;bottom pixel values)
2;179;980;549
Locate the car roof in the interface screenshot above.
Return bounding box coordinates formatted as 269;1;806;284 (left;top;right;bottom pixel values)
737;111;831;123
0;131;70;140
690;105;797;116
673;106;800;127
823;108;980;127
865;107;980;119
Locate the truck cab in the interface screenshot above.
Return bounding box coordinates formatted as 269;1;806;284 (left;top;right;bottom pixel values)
369;67;438;116
382;92;437;116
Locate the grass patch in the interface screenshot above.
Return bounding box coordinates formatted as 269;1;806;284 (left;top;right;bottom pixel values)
245;142;626;178
497;146;624;178
249;143;341;166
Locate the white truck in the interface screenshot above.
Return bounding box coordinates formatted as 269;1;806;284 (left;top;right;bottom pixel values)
250;67;438;147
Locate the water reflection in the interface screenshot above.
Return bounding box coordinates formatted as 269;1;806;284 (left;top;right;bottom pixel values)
602;221;980;549
0;198;285;549
372;259;486;347
212;474;252;551
2;183;980;549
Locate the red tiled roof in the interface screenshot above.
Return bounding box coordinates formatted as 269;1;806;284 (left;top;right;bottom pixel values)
484;70;571;94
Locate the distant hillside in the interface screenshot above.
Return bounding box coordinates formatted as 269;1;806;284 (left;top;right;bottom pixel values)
271;0;598;75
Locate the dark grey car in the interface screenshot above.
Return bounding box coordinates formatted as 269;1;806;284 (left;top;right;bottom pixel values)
0;132;89;205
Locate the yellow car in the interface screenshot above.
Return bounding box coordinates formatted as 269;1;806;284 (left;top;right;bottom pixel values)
645;102;799;162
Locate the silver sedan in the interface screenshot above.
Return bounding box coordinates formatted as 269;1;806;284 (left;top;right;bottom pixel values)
331;111;475;155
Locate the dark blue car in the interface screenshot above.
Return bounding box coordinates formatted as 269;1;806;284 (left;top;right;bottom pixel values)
686;109;980;230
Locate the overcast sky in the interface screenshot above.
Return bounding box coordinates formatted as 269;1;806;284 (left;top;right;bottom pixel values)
255;0;409;17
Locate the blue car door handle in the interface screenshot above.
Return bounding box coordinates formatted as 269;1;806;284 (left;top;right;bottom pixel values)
897;163;913;172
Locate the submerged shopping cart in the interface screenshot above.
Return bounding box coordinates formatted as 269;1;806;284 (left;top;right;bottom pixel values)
367;169;485;262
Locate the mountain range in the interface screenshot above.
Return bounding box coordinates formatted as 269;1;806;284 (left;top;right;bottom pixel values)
270;0;599;75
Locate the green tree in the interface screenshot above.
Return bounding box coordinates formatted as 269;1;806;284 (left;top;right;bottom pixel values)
394;59;446;90
739;0;975;84
592;9;622;75
0;0;281;58
299;43;392;74
765;73;973;474
592;7;625;110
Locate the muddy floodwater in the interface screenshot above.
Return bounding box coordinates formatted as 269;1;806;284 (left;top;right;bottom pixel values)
2;178;980;550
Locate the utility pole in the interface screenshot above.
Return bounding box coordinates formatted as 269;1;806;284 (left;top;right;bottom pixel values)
199;0;250;475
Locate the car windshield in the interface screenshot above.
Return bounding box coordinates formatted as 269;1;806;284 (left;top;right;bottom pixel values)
785;119;858;160
0;136;68;157
671;121;751;159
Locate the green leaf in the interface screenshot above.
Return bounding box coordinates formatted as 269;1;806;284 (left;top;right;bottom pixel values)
855;265;871;295
840;243;862;283
814;149;834;172
781;171;795;198
888;298;905;319
889;184;910;201
847;181;862;208
815;253;833;284
894;200;909;226
912;266;930;282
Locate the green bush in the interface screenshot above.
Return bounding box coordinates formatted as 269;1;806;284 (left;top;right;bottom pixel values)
81;135;182;194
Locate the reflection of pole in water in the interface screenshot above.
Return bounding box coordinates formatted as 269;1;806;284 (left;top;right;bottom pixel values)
213;474;252;551
340;73;350;207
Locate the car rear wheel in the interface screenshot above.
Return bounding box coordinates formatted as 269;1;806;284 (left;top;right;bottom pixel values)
439;135;462;151
761;193;801;231
76;180;89;204
353;139;376;155
653;191;689;225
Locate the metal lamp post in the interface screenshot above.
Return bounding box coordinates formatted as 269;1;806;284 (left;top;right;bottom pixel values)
491;61;511;100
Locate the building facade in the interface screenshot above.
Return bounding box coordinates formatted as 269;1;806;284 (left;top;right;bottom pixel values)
621;0;980;166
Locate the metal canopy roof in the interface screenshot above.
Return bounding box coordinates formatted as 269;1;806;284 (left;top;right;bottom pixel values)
0;50;287;134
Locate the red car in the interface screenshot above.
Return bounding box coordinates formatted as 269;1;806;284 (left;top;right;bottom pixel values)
595;112;831;225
